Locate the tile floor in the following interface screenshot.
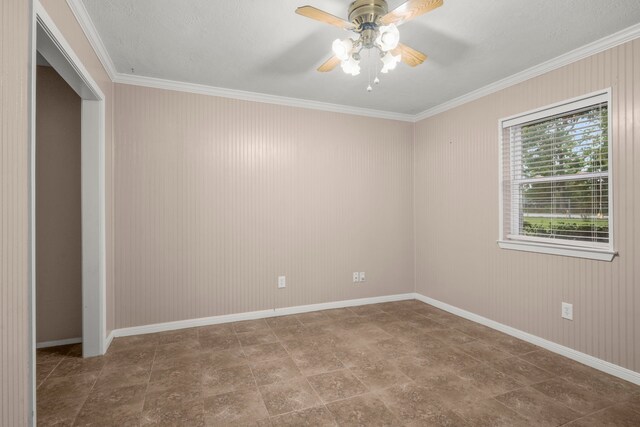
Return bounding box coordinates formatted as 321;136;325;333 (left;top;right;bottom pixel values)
37;300;640;426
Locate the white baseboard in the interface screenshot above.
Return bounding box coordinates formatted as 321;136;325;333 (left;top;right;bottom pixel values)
111;293;415;338
36;337;82;349
414;293;640;386
104;330;114;352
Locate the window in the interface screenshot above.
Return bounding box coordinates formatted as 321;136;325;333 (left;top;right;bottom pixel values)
498;90;615;261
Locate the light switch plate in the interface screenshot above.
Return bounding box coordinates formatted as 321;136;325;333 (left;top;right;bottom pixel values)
278;276;286;289
359;272;365;282
561;302;573;320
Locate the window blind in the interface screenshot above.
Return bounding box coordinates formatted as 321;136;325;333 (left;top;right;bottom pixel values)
501;97;610;248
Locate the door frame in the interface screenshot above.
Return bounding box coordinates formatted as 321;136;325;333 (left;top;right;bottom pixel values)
29;1;107;423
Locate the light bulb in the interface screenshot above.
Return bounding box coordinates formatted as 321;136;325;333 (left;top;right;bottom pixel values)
340;56;360;76
332;38;353;61
380;51;401;73
367;85;372;92
374;77;380;84
375;24;400;51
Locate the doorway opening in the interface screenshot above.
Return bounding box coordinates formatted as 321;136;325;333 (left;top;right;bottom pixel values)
30;3;107;423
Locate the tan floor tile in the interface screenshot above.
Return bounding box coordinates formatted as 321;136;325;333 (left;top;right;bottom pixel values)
36;345;72;364
349;305;385;317
495;387;582;426
95;362;151;391
233;318;270;333
295;311;330;324
367;337;415;359
202;364;256;397
75;383;146;426
259;377;321;416
454;398;530;426
491;356;554;385
426;328;477;346
36;361;60;388
560;362;640;401
237;329;279;346
154;338;201;360
307;369;368;403
322;307;357;321
243;342;289;362
155;327;198;345
108;334;158;353
35;303;637;426
48;355;106;378
458;365;525;396
456;340;512;363
251;357;302;386
144;382;203;411
265;315;302;329
290;349;344;375
349;359;411;391
269;405;337;426
197;323;235;337
103;346;156;369
141;398;204;426
199;333;241;351
564;403;640;426
428;346;482;372
326;393;401;426
37;372;98;402
333;344;382;368
414;373;488;408
532;378;614;414
204;388;269;425
519;349;583;376
490;335;540;355
271;324;309;341
377;381;468;426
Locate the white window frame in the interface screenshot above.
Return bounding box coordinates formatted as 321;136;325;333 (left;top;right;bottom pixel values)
498;89;616;261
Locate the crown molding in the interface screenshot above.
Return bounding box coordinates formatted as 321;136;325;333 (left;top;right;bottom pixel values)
66;0;117;80
113;73;416;122
413;22;640;122
67;0;640;124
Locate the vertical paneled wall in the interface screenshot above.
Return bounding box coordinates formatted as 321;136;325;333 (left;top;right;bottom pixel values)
0;0;29;425
39;0;116;334
114;84;414;328
415;39;640;372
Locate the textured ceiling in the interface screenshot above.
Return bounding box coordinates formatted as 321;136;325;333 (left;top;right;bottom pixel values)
82;0;640;115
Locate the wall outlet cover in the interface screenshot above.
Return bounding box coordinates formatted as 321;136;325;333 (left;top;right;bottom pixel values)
278;276;286;289
562;302;573;320
353;272;359;283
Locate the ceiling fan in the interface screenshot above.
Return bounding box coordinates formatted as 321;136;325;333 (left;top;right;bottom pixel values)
296;0;443;90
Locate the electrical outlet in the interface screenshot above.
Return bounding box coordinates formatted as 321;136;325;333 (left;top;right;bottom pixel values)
278;276;286;289
359;272;365;282
561;302;573;320
353;272;360;283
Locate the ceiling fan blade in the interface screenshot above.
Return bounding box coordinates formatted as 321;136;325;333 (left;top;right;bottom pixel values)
318;55;341;72
380;0;443;26
296;6;356;30
392;43;427;67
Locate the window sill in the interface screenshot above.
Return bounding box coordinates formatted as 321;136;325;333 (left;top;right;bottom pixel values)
497;240;616;261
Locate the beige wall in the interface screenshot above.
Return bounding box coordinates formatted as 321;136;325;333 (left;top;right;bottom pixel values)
415;39;640;373
113;84;414;328
0;0;29;425
39;0;116;335
36;66;82;343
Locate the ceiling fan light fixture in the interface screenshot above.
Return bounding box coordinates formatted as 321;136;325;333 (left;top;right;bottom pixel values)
376;23;400;51
341;56;361;76
380;51;401;73
332;38;354;61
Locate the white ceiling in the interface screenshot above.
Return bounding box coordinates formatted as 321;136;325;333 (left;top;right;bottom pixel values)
82;0;640;115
